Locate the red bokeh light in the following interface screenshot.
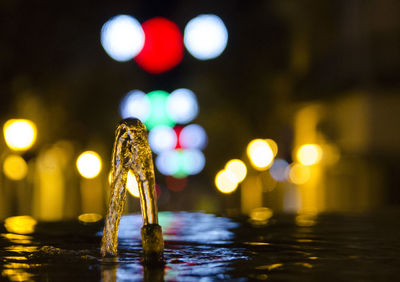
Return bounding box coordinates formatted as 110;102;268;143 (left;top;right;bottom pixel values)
165;175;188;192
173;126;184;149
135;17;184;74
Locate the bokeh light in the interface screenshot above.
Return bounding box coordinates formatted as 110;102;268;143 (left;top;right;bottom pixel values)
145;90;175;130
225;159;247;183
246;139;274;170
76;151;102;179
119;90;150;121
156;150;181;176
249;207;273;225
100;15;145;62
78;213;102;224
3;119;37;151
266;139;278;157
3;154;28;181
4;216;37;234
288;163;311;185
182;149;205;175
165;176;188;192
126;170;140;198
184;14;228;60
179;124;208;150
269;158;289;182
215;169;239;194
148;126;177;154
296;144;323;166
135;17;184;74
167;88;199;124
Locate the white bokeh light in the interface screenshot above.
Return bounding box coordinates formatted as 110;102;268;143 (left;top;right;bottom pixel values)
101;15;145;62
167;88;199;124
119;90;150;121
180;124;207;150
183;149;205;175
156;150;180;176
269;158;289;182
148;126;177;154
184;14;228;60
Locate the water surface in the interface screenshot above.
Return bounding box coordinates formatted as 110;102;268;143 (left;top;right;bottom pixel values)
1;211;400;281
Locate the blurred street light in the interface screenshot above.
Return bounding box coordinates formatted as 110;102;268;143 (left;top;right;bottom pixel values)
246;139;274;170
3;119;37;151
76;151;102;179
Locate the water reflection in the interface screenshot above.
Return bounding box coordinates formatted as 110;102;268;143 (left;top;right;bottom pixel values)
1;211;400;280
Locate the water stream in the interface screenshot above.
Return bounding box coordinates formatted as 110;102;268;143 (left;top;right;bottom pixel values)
100;118;163;261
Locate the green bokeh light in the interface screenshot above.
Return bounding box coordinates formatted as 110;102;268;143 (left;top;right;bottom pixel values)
144;90;175;130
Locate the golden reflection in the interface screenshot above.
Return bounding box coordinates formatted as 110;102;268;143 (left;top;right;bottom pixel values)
249;207;273;225
4;216;37;234
288;163;311;185
4;256;28;261
255;263;283;271
76;151;102;179
78;213;102;224
1;233;33;244
246;139;274;170
296;144;323;166
241;175;263;214
225;159;247;183
5;246;38;252
3;119;37;151
296;212;317;227
3;155;28;180
2;268;34;282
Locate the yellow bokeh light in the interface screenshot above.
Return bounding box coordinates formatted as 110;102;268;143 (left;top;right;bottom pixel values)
3;155;28;181
76;151;102;179
3;119;37;151
78;213;102;224
296;144;323;166
288;163;311;185
126;170;140;198
246;139;274;170
215;169;238;194
265;139;278;157
4;216;37;234
225;159;247;183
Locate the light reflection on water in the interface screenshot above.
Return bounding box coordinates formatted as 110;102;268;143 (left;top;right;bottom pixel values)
1;211;400;281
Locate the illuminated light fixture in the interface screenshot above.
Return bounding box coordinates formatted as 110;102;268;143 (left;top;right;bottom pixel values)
182;149;205;175
3;119;37;151
269;158;289;182
165;175;188;192
78;213;102;224
179;124;207;150
148;125;177;154
225;159;247;183
100;15;145;62
3;154;28;181
288;163;311;185
119;90;150;121
145;90;175;130
135;17;184;74
184;14;228;60
215;169;238;194
246;139;274;170
126;170;140;198
167;88;199;124
76;151;102;179
156;150;181;176
4;216;37;234
266;139;278;157
296;144;323;166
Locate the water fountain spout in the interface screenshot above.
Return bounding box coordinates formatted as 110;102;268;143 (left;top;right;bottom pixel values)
101;118;164;263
